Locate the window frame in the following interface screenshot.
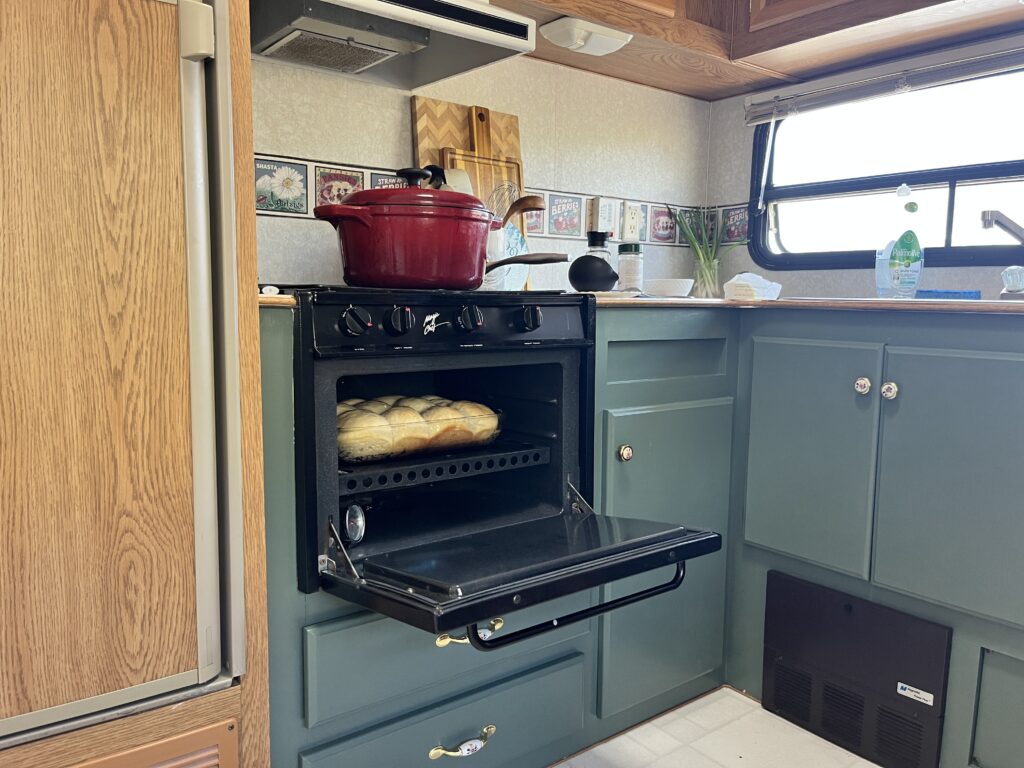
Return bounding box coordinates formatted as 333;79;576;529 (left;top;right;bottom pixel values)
748;121;1024;271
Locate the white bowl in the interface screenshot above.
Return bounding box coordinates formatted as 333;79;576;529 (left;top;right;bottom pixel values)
644;278;694;297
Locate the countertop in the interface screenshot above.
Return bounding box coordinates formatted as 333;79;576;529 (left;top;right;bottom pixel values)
258;294;1024;314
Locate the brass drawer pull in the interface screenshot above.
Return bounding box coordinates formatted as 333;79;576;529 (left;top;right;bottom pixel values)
435;618;504;648
429;725;497;759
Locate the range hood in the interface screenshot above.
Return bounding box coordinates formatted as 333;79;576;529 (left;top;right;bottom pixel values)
250;0;536;90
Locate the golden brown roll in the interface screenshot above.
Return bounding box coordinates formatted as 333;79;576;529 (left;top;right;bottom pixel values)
340;397;365;406
376;395;404;406
336;402;357;416
449;401;499;440
356;400;390;414
422;405;473;448
383;406;430;454
336;410;393;461
395;396;433;413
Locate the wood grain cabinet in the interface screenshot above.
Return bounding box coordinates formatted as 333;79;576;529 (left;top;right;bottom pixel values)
742;320;1024;628
620;0;677;17
594;308;735;718
0;0;268;756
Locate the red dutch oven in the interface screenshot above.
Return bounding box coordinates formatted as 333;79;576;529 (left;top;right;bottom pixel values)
315;168;497;290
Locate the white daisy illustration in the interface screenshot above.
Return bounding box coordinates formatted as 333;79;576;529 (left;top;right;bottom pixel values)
270;166;305;200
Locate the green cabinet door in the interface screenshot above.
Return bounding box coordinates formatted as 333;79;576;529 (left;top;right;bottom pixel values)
744;337;884;578
873;347;1024;626
598;399;732;717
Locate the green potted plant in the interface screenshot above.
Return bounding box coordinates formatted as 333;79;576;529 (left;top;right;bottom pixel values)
672;206;725;298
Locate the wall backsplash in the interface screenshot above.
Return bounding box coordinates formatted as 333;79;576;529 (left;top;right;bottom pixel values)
252;56;714;290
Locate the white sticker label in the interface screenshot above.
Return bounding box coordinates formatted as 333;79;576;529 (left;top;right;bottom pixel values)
897;682;934;706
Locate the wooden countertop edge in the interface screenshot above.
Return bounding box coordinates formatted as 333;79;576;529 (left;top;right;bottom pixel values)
259;293;1024;314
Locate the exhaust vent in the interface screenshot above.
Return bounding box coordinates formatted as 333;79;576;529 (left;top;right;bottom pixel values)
875;705;925;768
762;571;951;768
262;30;400;74
773;662;812;724
822;682;865;748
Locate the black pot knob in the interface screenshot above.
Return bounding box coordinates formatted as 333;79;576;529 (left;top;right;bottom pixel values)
516;305;544;332
340;306;373;337
385;305;417;336
456;304;485;332
396;168;432;188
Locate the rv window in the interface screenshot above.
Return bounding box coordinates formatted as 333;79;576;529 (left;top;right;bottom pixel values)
749;69;1024;270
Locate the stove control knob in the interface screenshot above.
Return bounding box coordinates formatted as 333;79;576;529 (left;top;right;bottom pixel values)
456;304;485;332
385;305;417;336
340;306;373;337
515;305;544;333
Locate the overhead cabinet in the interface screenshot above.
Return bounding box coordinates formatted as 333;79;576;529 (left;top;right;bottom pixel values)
742;314;1024;628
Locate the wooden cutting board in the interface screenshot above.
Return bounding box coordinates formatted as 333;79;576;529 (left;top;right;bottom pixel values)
412;96;522;169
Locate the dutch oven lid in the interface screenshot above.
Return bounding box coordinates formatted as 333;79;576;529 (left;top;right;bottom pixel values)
343;168;489;211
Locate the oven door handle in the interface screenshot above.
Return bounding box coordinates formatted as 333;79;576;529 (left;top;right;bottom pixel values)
467;561;686;651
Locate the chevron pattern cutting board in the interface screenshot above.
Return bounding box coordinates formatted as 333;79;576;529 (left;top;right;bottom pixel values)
412;96;522;170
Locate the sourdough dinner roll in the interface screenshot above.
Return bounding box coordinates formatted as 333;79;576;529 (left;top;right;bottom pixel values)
356;399;390;414
376;395;403;406
340;398;365;406
449;401;499;440
336;402;357;416
383;406;430;454
422;405;474;448
336;410;393;461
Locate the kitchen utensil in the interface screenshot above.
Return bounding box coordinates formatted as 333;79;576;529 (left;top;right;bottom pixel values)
502;194;545;227
487;181;521;220
485;252;568;273
569;256;619;291
644;278;694;297
314;167;500;290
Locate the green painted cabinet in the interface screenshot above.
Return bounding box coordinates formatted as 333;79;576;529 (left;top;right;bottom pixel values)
598;400;733;717
744;338;884;578
972;649;1024;768
873;347;1024;626
594;308;736;719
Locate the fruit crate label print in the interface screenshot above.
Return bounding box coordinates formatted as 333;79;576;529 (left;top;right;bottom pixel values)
650;206;676;243
548;194;584;238
315;166;365;205
255;158;309;215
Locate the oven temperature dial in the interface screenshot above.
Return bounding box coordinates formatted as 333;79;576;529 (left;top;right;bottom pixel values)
456;304;485;332
340;306;373;337
515;305;544;332
385;305;417;336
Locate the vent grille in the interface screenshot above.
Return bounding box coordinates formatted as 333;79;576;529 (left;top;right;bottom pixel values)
774;662;812;723
151;745;220;768
875;705;924;768
821;682;865;748
263;30;398;74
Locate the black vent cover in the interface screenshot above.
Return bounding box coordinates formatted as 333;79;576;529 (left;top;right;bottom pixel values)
762;571;952;768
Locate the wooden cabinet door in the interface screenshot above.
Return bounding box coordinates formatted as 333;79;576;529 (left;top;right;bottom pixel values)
0;0;214;730
744;337;884;578
873;348;1024;626
598;399;732;717
621;0;677;17
748;0;855;31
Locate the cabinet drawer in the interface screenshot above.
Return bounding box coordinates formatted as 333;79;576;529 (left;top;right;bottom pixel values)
303;591;590;728
299;654;585;768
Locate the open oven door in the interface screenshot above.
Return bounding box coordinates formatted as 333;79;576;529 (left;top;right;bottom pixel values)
318;485;722;651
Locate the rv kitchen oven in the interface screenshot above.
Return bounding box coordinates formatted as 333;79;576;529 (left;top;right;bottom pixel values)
293;288;721;650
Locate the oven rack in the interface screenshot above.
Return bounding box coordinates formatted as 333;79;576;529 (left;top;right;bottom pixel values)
338;440;551;495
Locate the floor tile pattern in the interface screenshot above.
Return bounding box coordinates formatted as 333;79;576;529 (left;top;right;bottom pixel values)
552;688;880;768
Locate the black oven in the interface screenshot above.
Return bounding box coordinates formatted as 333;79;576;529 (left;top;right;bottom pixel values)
292;288;721;650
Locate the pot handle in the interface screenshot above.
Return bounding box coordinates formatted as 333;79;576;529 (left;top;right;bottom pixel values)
485;253;569;272
313;204;373;228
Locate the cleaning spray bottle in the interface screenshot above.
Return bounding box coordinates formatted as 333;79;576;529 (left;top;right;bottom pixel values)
881;184;925;299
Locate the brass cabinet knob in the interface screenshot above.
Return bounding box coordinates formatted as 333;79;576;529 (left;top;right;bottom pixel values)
435;618;504;648
617;444;634;462
853;377;872;395
881;381;900;400
429;725;497;759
